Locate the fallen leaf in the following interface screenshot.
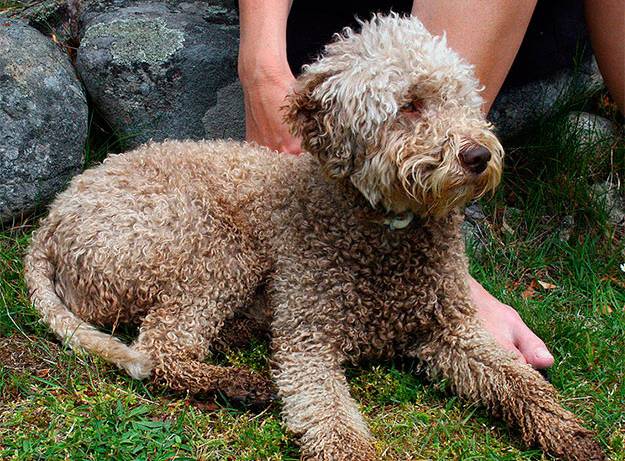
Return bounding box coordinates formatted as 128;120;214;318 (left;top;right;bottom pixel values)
600;305;613;314
537;280;557;290
522;279;538;299
601;275;625;289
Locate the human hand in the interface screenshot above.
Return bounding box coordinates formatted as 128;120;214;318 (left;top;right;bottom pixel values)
240;68;302;155
469;276;554;369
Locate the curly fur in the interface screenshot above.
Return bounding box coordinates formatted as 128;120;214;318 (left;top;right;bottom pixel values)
25;14;603;461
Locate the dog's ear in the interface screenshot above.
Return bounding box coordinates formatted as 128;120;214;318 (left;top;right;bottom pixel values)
283;72;355;179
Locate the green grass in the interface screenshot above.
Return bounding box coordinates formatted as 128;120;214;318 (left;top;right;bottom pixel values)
1;90;624;459
0;1;21;12
0;0;33;14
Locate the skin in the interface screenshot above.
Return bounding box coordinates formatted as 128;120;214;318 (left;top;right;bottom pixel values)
238;0;301;154
584;0;625;112
238;0;624;369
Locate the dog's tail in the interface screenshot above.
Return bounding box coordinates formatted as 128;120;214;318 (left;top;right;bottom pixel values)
24;232;152;379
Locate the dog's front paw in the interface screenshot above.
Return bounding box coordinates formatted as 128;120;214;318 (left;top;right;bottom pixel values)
564;433;606;461
540;424;604;461
525;409;605;461
300;431;377;461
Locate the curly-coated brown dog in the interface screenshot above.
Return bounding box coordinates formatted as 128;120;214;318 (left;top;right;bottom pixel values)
25;14;604;461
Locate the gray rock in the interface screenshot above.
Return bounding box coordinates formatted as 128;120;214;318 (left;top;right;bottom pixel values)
563;111;621;178
461;220;489;256
558;215;575;242
490;58;604;139
590;181;625;228
202;79;245;140
462;203;489;254
0;19;87;222
76;2;242;146
80;0;238;25
464;202;487;223
565;111;620;154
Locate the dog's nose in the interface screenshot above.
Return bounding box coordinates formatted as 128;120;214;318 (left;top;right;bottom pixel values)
460;146;491;174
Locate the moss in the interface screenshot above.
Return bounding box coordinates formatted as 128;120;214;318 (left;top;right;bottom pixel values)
82;17;185;66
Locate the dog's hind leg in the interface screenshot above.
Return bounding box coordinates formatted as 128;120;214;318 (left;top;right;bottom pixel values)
415;316;605;461
131;294;274;405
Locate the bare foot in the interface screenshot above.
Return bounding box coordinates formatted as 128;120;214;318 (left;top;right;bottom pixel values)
469;275;554;369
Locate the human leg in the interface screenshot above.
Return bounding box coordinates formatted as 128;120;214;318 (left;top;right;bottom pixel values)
469;276;554;368
412;0;538;112
585;0;625;112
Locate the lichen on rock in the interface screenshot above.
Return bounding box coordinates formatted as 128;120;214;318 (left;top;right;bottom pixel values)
81;17;185;67
76;2;241;146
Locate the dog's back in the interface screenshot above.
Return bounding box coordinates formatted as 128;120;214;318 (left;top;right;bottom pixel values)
24;139;308;377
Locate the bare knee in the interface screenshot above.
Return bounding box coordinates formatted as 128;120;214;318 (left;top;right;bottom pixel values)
412;0;538;112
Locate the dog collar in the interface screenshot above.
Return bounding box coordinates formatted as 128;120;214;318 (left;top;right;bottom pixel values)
383;211;414;230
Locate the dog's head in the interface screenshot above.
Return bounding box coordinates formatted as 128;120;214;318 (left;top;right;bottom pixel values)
284;14;503;218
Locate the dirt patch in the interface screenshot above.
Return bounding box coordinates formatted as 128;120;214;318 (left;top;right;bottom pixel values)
0;335;63;402
0;335;59;376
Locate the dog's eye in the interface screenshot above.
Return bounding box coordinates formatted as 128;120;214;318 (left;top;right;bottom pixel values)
399;100;423;116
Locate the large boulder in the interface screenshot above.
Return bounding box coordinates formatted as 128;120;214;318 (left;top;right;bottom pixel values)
489;59;603;139
76;1;243;147
0;19;88;222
